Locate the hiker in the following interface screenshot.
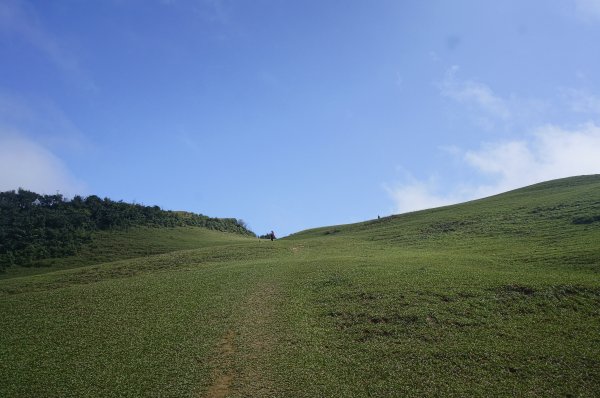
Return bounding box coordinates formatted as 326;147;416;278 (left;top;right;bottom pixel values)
270;230;276;241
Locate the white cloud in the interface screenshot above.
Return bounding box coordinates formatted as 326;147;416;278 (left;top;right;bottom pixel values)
407;67;600;215
466;123;600;195
387;123;600;214
385;178;463;214
0;91;88;196
0;130;86;196
440;65;511;120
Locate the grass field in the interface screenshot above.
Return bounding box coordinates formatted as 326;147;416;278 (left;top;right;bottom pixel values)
0;227;251;280
1;175;599;397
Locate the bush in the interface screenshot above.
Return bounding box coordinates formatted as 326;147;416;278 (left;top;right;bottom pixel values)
572;215;600;225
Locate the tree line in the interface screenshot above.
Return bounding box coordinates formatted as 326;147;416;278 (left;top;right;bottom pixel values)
0;189;254;270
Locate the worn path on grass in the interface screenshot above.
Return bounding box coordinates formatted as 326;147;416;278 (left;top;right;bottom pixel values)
205;278;281;398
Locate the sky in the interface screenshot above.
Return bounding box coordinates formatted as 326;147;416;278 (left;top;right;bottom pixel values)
1;0;600;236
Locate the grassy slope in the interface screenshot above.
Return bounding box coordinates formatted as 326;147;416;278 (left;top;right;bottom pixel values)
1;175;599;397
0;226;251;279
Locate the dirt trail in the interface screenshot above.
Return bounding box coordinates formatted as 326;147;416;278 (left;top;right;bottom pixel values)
205;330;235;398
204;281;279;397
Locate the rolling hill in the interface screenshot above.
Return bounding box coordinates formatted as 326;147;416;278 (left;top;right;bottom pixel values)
1;175;599;397
0;189;254;276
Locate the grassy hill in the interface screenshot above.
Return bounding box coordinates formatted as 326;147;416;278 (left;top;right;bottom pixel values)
0;189;255;272
291;174;600;271
0;226;252;280
1;175;599;397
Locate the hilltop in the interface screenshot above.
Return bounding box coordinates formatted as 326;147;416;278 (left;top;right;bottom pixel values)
0;175;599;397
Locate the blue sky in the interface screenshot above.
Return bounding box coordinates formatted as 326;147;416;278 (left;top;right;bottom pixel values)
1;0;600;236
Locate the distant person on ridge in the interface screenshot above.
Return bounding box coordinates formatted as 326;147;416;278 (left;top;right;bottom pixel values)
270;230;276;241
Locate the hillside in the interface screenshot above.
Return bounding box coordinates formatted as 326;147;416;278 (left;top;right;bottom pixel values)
0;189;254;272
0;226;253;280
0;176;599;397
290;174;600;270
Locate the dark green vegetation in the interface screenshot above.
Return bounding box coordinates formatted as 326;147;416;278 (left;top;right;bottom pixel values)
0;189;254;270
1;175;599;397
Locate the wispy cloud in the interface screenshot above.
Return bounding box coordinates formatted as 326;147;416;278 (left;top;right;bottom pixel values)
387;123;600;214
0;0;95;89
0;129;86;196
440;65;511;121
574;0;600;22
0;91;87;152
161;0;231;24
202;0;230;24
439;66;549;132
176;130;203;153
564;88;600;115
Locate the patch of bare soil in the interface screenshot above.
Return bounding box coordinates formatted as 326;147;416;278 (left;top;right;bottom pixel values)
205;330;235;398
235;283;279;396
204;282;280;397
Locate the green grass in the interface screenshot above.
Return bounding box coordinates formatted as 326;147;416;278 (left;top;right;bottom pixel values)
0;226;251;280
1;175;599;397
